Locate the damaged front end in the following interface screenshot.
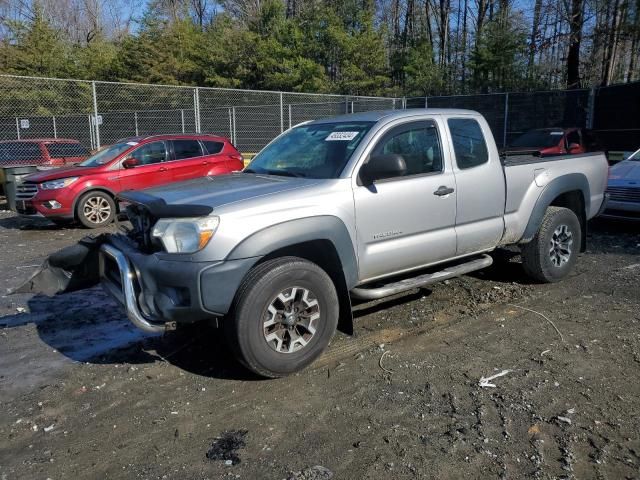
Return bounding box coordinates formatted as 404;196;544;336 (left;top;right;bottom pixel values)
12;191;215;333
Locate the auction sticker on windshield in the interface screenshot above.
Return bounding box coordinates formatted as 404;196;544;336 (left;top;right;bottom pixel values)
326;132;359;141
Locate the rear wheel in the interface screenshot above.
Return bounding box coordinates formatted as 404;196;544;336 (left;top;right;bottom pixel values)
76;191;116;228
225;256;339;378
521;206;581;283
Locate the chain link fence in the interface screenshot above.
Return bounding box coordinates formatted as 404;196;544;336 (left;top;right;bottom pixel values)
408;83;638;152
1;74;637;164
0;75;398;160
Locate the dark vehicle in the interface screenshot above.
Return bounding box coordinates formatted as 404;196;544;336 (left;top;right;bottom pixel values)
16;134;244;228
505;128;602;156
0;139;90;203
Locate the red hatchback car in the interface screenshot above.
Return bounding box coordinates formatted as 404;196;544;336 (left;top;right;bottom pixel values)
16;134;243;228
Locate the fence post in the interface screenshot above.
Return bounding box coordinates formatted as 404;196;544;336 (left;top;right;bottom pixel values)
181;109;185;133
503;93;509;148
15;118;20;140
288;104;292;129
134;112;139;136
88;115;94;150
402;97;407;109
232;107;237;146
52;116;57;138
279;92;284;133
586;87;596;129
350;101;354;113
424;96;428;108
194;87;201;133
92;81;100;149
228;108;232;141
345;97;349;114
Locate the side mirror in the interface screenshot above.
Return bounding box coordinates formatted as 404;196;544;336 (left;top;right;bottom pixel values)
360;154;407;184
122;157;140;169
568;143;581;153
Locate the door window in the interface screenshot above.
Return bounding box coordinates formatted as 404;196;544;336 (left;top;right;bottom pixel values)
373;122;443;177
448;118;488;169
566;130;580;148
202;140;224;155
173;140;203;160
130;141;167;165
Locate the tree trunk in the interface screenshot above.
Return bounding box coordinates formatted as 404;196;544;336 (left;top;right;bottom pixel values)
566;0;583;89
527;0;542;80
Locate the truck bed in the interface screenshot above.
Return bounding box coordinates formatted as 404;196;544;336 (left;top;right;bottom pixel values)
500;152;608;245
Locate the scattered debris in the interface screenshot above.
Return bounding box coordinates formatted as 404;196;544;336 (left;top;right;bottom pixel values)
16;306;26;313
557;416;572;425
541;349;551;356
508;304;565;343
206;429;248;465
287;465;334;480
379;350;394;374
43;424;55;433
479;369;512;388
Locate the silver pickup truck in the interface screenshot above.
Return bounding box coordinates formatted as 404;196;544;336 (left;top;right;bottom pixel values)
19;109;608;377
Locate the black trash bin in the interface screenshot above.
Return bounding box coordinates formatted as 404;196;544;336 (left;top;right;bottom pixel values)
3;166;38;211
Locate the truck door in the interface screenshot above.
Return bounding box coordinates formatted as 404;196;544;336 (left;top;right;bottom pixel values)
353;119;457;282
446;117;506;256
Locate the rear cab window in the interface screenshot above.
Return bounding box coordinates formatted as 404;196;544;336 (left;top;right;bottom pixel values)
46;143;90;158
0;142;44;165
447;118;489;169
173;140;203;160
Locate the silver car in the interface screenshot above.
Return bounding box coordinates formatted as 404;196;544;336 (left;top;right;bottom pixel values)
603;148;640;220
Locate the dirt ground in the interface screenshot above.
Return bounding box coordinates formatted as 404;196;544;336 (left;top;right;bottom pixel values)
0;207;639;480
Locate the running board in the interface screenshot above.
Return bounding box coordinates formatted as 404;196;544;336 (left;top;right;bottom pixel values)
350;254;493;300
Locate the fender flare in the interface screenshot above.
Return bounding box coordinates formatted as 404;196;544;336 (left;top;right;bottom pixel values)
521;173;590;243
227;215;359;289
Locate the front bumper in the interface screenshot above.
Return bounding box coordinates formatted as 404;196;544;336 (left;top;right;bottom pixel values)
98;239;257;332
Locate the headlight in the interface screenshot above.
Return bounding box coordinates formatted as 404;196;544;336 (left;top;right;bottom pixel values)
40;177;79;190
151;217;220;253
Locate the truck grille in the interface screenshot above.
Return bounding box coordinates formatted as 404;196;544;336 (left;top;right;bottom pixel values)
15;183;38;200
607;186;640;203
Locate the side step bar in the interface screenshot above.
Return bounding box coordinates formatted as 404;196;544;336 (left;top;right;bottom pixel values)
350;254;493;300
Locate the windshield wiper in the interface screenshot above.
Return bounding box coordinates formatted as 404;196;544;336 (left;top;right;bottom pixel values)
244;168;306;178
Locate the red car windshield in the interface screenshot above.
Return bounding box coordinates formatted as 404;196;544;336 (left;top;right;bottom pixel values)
79;143;133;167
511;130;564;149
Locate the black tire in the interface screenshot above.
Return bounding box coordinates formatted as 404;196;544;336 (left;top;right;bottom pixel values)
76;191;115;228
521;206;581;283
225;256;339;378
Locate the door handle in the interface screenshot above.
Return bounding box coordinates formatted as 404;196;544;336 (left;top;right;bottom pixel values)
202;161;209;165
158;167;167;172
434;186;455;196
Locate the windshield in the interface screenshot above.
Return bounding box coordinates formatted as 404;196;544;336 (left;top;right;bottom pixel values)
511;130;564;148
79;142;133;167
246;121;374;179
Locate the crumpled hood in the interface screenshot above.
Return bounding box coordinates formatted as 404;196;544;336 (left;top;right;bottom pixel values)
141;173;321;210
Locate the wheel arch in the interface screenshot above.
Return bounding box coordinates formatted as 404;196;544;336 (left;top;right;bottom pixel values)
227;216;358;335
521;174;589;252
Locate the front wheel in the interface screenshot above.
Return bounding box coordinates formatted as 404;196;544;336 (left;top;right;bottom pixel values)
521;206;581;283
76;191;115;228
225;257;339;378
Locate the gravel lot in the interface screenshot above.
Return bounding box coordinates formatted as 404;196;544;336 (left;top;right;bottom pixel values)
0;205;639;479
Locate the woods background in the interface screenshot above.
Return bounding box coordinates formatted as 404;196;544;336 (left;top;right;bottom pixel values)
1;0;638;97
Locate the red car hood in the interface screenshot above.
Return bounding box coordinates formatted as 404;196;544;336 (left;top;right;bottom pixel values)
24;165;105;183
